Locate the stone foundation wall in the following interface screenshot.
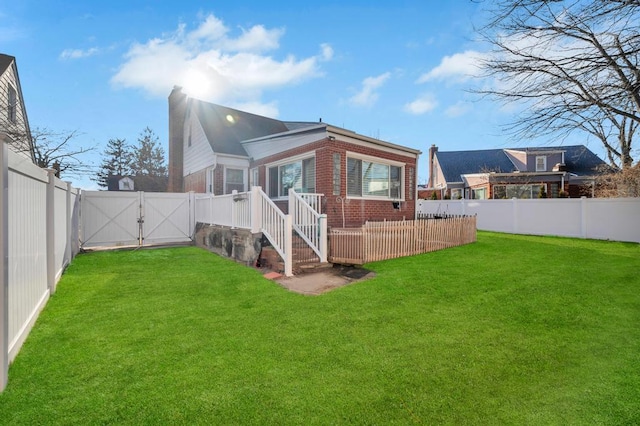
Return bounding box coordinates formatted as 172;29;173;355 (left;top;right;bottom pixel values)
194;223;262;266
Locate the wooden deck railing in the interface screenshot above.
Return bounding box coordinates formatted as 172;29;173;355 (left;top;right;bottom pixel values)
328;216;476;264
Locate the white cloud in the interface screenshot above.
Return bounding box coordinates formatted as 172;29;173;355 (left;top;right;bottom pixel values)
59;47;99;60
404;94;438;115
111;13;331;116
417;50;485;83
320;43;334;61
349;72;391;107
444;101;472;117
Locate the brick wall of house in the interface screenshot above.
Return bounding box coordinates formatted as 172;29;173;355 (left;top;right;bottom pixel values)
184;170;206;193
213;167;224;195
251;137;418;228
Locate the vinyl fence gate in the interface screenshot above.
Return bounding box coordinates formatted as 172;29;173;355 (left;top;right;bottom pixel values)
80;191;195;248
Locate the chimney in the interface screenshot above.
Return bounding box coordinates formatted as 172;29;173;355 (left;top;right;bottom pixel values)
168;86;187;192
428;144;438;188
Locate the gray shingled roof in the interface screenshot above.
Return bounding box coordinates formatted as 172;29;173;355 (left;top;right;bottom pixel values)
191;99;289;157
527;145;606;175
436;145;606;183
436;148;516;183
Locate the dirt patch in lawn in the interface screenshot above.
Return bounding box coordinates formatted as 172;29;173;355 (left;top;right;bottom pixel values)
262;264;375;295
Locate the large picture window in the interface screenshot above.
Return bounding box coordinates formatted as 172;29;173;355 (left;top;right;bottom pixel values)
347;157;402;199
493;184;546;199
267;156;315;198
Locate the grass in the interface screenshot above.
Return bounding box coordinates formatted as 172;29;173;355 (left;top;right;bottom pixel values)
0;232;639;425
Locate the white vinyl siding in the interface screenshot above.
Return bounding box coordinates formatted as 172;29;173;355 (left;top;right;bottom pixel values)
183;113;216;176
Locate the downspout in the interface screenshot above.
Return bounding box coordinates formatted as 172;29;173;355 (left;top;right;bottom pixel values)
209;154;218;193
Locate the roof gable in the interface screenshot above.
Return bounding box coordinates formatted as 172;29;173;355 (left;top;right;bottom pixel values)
0;53;35;163
190;99;289;157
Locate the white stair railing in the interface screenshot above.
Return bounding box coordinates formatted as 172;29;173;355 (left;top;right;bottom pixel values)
288;189;327;263
252;187;293;276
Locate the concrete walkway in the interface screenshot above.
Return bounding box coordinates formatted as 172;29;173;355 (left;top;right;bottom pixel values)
263;265;375;295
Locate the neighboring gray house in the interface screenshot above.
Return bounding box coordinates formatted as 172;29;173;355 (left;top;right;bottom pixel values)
426;144;607;199
0;53;35;162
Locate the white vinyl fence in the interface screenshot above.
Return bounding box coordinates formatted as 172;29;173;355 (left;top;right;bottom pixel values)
417;197;640;243
80;191;195;248
1;144;80;391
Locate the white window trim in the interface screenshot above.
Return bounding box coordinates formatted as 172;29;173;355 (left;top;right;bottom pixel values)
265;152;316;199
249;167;259;188
346;152;405;201
346;151;405;168
536;155;547;172
206;167;215;193
265;152;316;169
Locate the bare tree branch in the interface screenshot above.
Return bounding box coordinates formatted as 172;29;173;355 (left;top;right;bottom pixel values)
475;0;640;169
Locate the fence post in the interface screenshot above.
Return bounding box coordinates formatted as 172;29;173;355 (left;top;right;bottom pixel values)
231;190;238;229
189;191;196;239
250;187;262;234
319;214;328;263
138;192;144;246
288;188;295;223
581;196;588;239
512;197;519;234
284;214;293;277
46;169;56;294
64;182;72;268
0;143;8;392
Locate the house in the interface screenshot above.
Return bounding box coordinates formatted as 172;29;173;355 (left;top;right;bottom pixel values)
107;175;135;191
0;54;35;162
107;174;168;192
425;144;607;199
168;87;421;228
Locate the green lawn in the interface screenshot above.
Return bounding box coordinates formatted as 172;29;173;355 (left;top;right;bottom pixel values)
1;232;639;425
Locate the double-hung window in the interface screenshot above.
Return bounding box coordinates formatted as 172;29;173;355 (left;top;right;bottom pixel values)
347;155;403;199
267;155;316;198
225;168;245;194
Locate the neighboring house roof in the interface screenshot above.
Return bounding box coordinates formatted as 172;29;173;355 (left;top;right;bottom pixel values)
546;145;606;176
436;145;606;184
191;99;289;157
437;148;515;183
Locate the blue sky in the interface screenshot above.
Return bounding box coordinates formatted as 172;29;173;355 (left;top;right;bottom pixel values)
1;0;604;189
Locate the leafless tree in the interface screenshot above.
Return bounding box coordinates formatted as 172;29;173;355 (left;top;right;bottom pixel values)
1;100;95;178
476;0;640;170
30;128;95;179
